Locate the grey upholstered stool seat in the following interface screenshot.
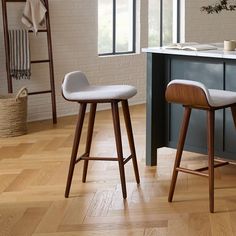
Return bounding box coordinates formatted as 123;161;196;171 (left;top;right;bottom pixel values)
62;71;137;101
166;79;236;213
61;71;140;199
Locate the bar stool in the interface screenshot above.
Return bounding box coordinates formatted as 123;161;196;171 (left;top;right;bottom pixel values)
61;71;140;199
165;79;236;213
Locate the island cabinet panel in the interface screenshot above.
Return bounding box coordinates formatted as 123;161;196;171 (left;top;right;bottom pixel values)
225;64;236;158
143;47;236;165
168;57;224;154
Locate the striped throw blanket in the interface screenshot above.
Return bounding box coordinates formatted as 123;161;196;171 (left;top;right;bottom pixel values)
8;29;31;80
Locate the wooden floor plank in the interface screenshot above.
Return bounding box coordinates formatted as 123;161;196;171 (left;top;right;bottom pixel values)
10;207;48;236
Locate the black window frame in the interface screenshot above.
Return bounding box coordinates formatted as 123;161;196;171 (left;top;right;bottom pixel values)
99;0;136;56
154;0;181;47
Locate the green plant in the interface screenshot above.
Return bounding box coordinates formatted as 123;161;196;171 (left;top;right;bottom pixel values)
201;0;236;13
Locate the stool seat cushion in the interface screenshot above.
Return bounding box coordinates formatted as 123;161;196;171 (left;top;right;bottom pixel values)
209;89;236;107
63;84;137;101
62;71;137;101
167;80;236;107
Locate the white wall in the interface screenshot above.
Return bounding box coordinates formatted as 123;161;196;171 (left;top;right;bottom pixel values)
185;0;236;43
0;0;148;121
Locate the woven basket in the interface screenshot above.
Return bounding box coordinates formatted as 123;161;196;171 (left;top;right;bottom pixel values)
0;87;28;138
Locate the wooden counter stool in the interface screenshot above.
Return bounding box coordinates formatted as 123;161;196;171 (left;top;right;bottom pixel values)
61;71;140;199
165;79;236;213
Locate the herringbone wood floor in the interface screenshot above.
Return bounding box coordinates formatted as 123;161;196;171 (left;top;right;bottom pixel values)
1;104;236;236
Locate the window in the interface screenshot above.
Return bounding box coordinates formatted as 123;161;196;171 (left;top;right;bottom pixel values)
149;0;180;47
98;0;136;55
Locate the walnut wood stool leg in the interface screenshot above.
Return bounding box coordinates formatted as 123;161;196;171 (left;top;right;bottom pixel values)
207;110;215;213
82;103;97;183
168;107;192;202
65;103;87;198
231;105;236;128
112;101;127;199
121;100;140;184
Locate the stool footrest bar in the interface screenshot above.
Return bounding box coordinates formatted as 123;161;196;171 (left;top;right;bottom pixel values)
81;157;119;161
123;155;132;165
76;155;133;163
195;161;229;172
75;153;88;164
176;167;209;177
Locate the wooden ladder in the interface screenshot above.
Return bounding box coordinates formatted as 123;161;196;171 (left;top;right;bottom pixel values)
1;0;57;124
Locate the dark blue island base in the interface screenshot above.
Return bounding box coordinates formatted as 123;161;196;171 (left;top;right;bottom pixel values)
146;52;236;166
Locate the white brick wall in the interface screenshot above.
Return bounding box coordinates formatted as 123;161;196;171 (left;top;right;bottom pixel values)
185;0;236;43
0;0;148;121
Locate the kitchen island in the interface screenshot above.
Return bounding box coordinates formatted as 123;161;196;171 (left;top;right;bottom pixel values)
143;47;236;166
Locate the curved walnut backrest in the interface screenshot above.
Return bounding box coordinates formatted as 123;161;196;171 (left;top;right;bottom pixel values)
165;80;211;109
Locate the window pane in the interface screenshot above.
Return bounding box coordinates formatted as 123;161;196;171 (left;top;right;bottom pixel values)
116;0;134;53
98;0;113;54
148;0;160;47
163;0;173;45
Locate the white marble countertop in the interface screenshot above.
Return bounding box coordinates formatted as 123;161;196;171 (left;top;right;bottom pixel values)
142;46;236;60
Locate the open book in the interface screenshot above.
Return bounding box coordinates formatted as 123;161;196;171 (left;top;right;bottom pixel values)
163;42;218;51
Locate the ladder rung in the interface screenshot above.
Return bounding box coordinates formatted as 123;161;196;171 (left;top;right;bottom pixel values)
29;29;47;33
31;59;50;64
28;90;52;95
4;0;26;2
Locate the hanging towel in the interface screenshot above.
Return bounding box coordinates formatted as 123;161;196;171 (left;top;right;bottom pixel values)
9;29;31;80
21;0;47;34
